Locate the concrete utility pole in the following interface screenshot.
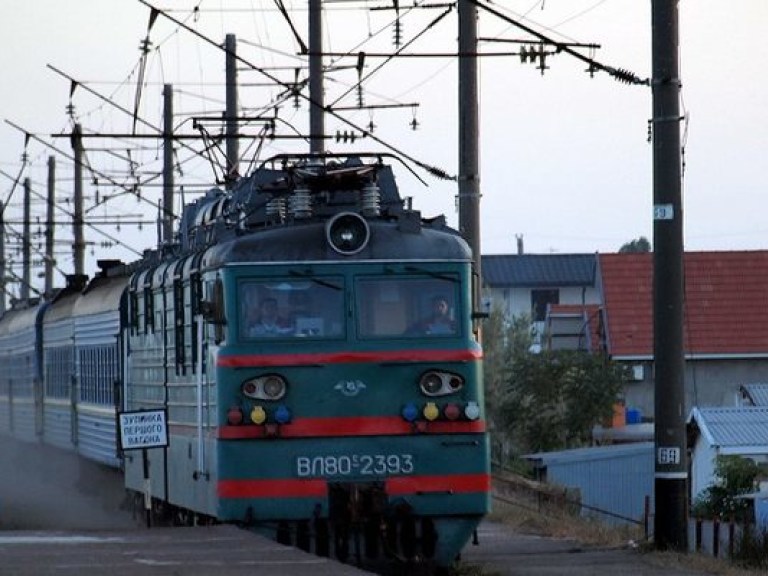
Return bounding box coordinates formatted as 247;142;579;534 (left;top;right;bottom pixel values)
22;178;31;301
45;156;56;296
652;0;687;551
71;123;85;277
163;84;174;245
458;0;482;305
308;0;324;154
225;33;239;184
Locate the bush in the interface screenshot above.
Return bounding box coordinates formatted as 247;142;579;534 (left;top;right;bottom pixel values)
691;455;758;521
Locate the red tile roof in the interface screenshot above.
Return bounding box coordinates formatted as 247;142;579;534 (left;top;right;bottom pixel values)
599;251;768;358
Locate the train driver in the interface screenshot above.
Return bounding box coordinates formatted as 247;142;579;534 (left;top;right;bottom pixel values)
248;297;293;336
406;295;456;335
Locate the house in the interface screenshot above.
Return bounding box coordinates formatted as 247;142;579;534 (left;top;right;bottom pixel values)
687;406;768;502
481;253;599;346
597;251;768;419
483;250;768;419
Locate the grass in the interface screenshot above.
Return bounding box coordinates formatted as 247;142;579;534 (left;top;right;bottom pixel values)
487;485;764;575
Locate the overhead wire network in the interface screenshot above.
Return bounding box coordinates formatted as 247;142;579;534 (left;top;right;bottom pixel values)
1;0;648;299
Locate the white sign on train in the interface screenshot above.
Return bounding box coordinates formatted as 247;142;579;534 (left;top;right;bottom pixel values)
119;409;169;450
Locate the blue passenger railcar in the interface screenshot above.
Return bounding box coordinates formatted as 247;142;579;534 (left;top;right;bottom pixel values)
0;300;43;441
72;264;129;467
41;277;87;451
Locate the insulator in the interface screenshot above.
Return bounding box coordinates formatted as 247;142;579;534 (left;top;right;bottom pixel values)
361;182;381;217
393;19;402;48
266;197;286;221
613;67;643;85
290;185;312;219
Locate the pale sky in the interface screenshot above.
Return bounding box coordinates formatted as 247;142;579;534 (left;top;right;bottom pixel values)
1;0;766;294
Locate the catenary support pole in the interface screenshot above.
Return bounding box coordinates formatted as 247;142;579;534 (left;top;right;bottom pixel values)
22;178;31;301
458;0;481;310
71;123;85;277
45;156;55;296
652;0;688;551
162;84;174;245
308;0;324;154
225;34;239;185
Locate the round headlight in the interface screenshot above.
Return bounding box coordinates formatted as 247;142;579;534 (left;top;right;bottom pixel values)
326;212;370;255
420;372;443;395
263;376;286;399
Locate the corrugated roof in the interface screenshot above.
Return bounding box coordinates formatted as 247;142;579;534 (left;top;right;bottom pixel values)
525;441;654;465
689;407;768;449
599;251;768;358
482;253;596;287
740;384;768;407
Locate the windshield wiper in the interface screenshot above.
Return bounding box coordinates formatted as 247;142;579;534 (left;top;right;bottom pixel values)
404;265;458;283
289;269;343;291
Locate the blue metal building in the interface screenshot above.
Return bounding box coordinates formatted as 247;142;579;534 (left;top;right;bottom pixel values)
524;442;654;527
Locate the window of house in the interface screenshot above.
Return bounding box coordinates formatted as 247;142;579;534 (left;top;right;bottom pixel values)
531;289;559;322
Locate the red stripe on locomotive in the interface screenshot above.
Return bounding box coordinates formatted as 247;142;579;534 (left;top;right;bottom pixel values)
217;473;491;499
218;416;486;439
217;347;483;368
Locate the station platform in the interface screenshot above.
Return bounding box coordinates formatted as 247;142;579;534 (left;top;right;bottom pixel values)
0;525;372;576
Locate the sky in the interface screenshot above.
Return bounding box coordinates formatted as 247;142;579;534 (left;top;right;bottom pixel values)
1;0;767;296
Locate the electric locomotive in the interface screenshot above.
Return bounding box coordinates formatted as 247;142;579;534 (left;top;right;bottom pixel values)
122;153;490;568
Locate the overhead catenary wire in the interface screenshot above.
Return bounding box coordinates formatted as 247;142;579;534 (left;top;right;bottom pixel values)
1;126;146;257
470;0;649;86
137;0;457;182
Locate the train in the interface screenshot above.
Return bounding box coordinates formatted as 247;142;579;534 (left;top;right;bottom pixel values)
0;153;490;571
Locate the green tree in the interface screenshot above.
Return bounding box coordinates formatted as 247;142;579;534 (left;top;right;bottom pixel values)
692;455;760;520
483;310;628;454
498;350;627;453
619;236;651;253
482;308;532;461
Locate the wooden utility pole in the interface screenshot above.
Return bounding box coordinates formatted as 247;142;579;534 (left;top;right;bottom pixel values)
652;0;687;551
458;0;481;306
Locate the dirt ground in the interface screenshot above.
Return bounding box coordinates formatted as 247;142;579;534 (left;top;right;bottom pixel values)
0;437;136;531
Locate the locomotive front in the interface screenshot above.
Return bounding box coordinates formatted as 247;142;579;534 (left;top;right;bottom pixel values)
211;157;489;568
126;155;490;570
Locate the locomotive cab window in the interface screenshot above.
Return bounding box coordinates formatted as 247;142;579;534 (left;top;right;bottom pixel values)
239;277;344;340
356;275;460;338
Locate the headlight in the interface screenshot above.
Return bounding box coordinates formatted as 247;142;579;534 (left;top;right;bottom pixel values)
326;212;370;255
242;374;287;400
418;371;464;397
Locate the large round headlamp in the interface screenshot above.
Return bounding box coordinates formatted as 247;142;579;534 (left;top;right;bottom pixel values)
326;212;370;255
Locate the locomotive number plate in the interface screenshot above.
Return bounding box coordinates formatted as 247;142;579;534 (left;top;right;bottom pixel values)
296;454;414;478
